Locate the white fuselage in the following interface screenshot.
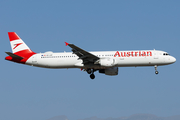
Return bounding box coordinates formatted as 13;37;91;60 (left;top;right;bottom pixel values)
6;32;176;79
26;50;176;69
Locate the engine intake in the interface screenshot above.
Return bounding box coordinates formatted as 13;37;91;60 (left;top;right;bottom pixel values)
99;58;116;67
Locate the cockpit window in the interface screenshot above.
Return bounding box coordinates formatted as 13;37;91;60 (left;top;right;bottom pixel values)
163;53;170;56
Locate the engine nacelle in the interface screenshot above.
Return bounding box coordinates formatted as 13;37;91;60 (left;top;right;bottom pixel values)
99;58;116;67
99;67;118;76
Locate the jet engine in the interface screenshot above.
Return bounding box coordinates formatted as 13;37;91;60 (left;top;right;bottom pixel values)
99;67;118;76
99;58;116;67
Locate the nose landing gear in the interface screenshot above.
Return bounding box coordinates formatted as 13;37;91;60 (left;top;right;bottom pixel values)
154;65;159;74
155;71;159;74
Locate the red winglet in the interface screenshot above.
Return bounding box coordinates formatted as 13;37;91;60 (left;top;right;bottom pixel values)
8;32;21;41
65;42;69;46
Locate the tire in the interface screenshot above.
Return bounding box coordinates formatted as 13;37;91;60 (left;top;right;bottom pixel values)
90;74;95;79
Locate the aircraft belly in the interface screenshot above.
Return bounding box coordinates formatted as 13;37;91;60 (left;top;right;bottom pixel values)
43;59;74;68
116;57;157;66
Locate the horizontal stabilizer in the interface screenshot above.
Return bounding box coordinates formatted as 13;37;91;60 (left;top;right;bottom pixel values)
5;52;23;60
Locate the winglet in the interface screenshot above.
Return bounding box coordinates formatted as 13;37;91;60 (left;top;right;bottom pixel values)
65;42;69;46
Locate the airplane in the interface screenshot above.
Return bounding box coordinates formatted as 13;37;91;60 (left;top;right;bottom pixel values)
5;32;176;79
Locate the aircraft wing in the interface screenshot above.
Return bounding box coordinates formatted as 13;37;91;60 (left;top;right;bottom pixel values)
65;42;99;64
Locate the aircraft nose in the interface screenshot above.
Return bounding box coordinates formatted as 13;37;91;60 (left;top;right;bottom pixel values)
171;56;176;63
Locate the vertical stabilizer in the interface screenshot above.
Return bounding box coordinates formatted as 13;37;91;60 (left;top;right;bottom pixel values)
6;32;36;64
8;32;32;53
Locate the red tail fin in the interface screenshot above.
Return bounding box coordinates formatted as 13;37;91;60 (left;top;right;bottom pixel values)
6;32;36;64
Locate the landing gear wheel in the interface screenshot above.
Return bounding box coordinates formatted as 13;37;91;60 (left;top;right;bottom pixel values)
90;74;95;79
154;65;159;75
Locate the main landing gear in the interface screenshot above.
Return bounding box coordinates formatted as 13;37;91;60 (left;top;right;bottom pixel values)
90;74;95;79
154;65;159;75
86;69;95;79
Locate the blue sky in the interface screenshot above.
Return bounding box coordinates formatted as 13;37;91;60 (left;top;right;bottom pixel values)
1;0;180;120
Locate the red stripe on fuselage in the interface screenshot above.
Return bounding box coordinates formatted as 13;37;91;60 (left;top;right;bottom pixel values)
5;49;36;64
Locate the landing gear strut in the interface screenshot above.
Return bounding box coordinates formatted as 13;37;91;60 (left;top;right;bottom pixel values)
87;69;92;74
86;69;96;79
154;65;159;74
